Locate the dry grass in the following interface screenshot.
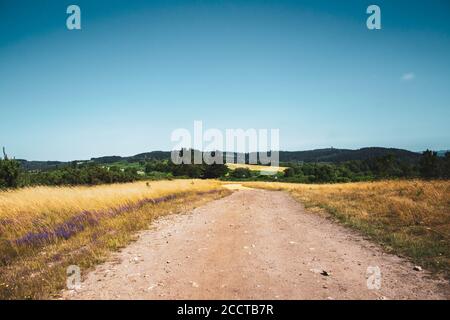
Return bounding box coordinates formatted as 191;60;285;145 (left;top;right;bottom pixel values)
243;180;450;276
0;180;229;299
226;163;286;173
0;180;222;241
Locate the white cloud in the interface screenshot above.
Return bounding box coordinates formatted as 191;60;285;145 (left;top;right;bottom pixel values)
401;72;415;81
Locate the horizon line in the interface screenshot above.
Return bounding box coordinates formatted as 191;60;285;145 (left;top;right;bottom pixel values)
11;146;450;163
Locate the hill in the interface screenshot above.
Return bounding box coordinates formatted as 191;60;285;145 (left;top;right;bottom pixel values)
89;147;421;164
279;147;421;163
437;150;449;157
17;147;422;171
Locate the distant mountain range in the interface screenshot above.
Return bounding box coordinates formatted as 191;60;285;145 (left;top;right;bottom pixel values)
17;147;430;171
274;147;421;163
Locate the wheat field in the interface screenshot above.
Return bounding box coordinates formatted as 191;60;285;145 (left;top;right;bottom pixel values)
0;179;223;241
226;163;286;173
0;179;228;299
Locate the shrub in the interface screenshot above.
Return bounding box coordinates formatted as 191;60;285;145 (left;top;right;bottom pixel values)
231;167;252;179
0;149;21;188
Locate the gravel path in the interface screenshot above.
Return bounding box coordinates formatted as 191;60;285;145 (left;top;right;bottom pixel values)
63;189;449;300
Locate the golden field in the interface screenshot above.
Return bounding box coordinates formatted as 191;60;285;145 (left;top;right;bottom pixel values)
0;179;223;241
0;180;229;299
226;163;286;173
243;180;450;277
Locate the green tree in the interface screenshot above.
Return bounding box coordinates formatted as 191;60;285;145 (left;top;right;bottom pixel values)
202;163;229;178
0;147;21;188
231;167;252;178
419;150;440;179
442;152;450;179
283;167;295;178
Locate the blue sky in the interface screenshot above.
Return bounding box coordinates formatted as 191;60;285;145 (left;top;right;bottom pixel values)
1;0;449;161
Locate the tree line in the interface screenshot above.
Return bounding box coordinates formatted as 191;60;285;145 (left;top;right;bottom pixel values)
279;150;450;183
224;150;450;183
0;151;229;188
1;149;449;189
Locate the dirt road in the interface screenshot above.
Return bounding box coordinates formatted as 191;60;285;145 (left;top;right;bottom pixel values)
63;188;449;300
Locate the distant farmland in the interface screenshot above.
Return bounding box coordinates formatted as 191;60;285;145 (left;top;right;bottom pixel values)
226;163;287;174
